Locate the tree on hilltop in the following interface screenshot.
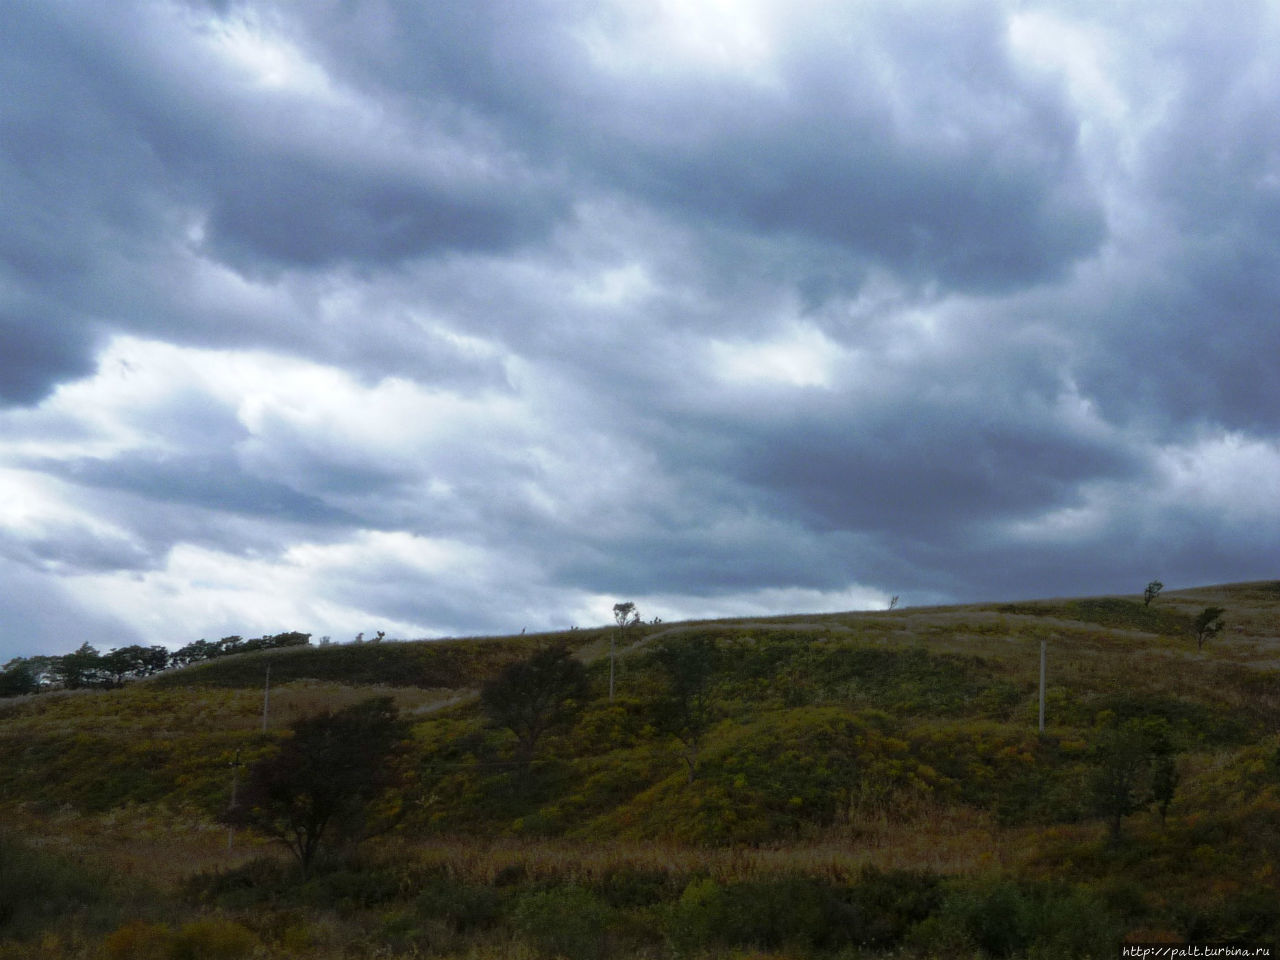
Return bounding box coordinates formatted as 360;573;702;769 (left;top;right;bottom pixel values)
1143;580;1163;607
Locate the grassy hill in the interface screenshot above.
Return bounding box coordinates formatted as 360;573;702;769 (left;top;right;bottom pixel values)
2;582;1279;958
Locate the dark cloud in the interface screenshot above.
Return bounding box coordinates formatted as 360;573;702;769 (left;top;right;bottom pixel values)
0;0;1277;659
41;453;359;526
0;558;142;657
0;311;99;404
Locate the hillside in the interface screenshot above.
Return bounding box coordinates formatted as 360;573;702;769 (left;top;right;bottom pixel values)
2;581;1279;959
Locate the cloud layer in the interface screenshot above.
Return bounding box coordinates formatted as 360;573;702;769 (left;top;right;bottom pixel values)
2;0;1278;657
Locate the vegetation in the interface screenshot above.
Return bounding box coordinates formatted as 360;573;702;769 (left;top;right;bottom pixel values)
1;581;1279;957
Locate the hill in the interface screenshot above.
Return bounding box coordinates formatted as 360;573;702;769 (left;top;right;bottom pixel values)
1;582;1278;958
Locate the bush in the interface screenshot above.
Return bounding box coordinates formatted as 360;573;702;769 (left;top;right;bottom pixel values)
839;865;943;949
918;878;1120;959
101;921;176;960
169;919;259;960
0;832;122;941
414;869;503;932
664;875;835;952
102;918;258;960
513;885;614;960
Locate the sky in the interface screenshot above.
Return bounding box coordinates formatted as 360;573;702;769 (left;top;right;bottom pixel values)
2;0;1279;660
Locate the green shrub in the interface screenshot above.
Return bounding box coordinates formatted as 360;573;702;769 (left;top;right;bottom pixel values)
838;865;943;949
513;885;613;960
923;879;1120;959
168;918;259;960
102;918;258;960
664;875;835;952
0;832;123;941
101;921;176;960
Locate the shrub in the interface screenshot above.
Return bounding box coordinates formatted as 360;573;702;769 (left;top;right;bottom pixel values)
664;875;836;952
921;879;1120;959
838;866;943;949
102;918;258;960
414;869;503;932
0;832;122;941
101;921;176;960
169;918;259;960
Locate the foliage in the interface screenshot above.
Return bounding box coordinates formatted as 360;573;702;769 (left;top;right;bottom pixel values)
101;919;258;960
0;831;126;942
224;696;410;873
0;659;37;697
514;885;614;960
916;878;1119;959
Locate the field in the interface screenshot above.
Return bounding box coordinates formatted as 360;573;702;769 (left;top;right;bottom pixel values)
2;582;1279;958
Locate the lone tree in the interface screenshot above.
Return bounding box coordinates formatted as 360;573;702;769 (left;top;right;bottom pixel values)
610;601;641;700
223;696;409;875
1193;606;1225;651
1143;580;1163;607
481;645;588;767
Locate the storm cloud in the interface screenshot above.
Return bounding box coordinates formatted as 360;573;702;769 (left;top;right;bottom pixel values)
1;0;1277;658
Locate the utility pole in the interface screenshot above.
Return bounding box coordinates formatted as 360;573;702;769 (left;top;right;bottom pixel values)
261;662;271;734
1038;637;1047;734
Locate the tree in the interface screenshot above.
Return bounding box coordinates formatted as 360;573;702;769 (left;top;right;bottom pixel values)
1143;580;1163;607
0;658;38;697
100;645;170;687
480;645;588;766
223;697;409;875
611;601;641;701
53;643;102;689
1193;607;1225;651
649;635;721;782
1089;716;1176;841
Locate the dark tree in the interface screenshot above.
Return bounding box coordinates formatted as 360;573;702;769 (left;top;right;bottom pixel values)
480;645;588;765
0;658;38;697
649;635;721;782
1143;580;1163;607
1193;607;1225;651
224;697;409;875
99;645;170;686
1089;716;1176;841
53;643;102;689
